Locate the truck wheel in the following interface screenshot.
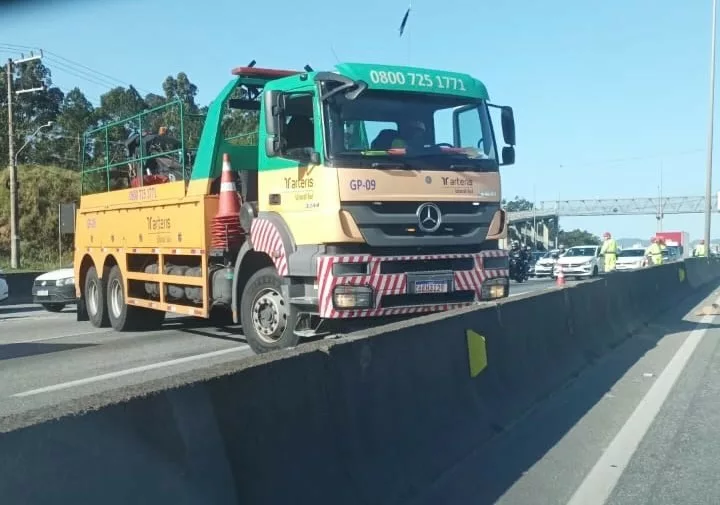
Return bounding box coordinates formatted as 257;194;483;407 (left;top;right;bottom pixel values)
84;266;109;328
240;266;300;354
106;265;136;331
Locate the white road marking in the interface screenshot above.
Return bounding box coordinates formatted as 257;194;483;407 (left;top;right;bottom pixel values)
11;346;249;398
565;293;720;505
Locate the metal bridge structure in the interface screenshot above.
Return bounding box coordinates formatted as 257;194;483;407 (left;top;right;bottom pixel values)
506;195;719;249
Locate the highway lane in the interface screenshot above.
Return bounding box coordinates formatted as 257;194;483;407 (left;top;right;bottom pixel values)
0;304;254;420
0;278;556;421
411;283;720;505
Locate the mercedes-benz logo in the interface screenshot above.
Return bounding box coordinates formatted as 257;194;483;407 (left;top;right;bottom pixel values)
416;203;442;233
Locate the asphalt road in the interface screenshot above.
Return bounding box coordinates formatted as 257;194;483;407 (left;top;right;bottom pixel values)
0;278;556;422
413;283;720;505
0;304;255;420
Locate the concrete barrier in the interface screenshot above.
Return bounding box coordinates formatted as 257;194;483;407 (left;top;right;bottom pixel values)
2;259;720;504
1;271;45;305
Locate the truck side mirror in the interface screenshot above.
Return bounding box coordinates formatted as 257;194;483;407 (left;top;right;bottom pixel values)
500;106;515;146
264;91;285;158
501;146;515;166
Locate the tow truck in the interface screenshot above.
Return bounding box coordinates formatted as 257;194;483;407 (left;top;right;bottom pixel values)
74;61;516;353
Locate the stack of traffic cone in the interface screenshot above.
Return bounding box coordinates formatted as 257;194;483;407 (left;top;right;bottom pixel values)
211;153;243;250
556;264;565;286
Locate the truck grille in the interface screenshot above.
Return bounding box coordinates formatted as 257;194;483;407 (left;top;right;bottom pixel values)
341;201;499;248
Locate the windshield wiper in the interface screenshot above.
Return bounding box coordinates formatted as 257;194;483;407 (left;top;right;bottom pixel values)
371;161;411;169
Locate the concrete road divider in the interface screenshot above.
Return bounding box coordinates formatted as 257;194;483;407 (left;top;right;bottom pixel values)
1;271;45;305
2;258;720;504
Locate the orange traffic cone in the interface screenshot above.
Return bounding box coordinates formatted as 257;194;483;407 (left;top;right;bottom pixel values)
211;153;243;250
556;264;566;286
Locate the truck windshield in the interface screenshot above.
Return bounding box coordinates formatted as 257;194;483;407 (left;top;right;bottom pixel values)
322;90;498;170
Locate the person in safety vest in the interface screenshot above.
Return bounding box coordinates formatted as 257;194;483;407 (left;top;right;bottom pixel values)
694;239;707;257
645;236;663;265
600;231;619;272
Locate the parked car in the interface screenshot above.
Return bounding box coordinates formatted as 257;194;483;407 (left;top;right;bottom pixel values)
554;245;603;279
533;249;562;278
0;268;8;304
615;247;647;271
32;265;76;312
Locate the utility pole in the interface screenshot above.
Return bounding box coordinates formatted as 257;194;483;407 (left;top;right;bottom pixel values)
5;50;45;269
705;0;718;257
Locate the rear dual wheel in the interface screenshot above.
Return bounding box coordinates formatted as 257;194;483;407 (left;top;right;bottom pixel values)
83;264;164;331
106;265;165;331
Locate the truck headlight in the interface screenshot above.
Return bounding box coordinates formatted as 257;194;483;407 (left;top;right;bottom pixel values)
481;277;507;299
332;285;373;309
56;277;74;286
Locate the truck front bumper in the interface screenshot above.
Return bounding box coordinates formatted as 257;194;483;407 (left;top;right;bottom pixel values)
316;251;509;319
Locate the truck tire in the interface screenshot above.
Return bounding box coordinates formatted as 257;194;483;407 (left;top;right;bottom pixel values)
106;265;134;331
84;265;109;328
240;266;300;354
104;265;167;331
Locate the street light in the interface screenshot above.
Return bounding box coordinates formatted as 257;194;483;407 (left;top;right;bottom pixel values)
8;120;54;269
705;0;718;257
14;121;53;166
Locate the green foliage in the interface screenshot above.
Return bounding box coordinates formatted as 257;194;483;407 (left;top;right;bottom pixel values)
502;196;534;212
0;165;80;268
558;228;601;247
0;61;261;268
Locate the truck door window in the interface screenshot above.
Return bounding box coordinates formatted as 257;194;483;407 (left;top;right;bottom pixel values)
280;93;315;161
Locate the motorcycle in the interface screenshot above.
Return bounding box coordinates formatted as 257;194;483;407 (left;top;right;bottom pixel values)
509;251;530;283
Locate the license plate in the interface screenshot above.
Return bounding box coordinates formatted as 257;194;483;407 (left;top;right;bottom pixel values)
413;280;449;294
36;290;48;297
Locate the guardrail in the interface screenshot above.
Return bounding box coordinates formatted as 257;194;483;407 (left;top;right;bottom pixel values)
1;258;719;504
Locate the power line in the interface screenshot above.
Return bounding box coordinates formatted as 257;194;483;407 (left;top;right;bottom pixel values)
0;43;152;95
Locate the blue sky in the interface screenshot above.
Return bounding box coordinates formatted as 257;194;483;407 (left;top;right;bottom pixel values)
1;0;718;240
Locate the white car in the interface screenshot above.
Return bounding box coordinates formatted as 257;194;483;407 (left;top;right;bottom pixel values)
533;249;562;278
554;245;603;279
32;266;76;312
615;248;647;271
0;269;8;303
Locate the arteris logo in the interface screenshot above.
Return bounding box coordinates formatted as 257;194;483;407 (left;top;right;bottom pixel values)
284;177;314;190
147;216;171;231
441;176;473;187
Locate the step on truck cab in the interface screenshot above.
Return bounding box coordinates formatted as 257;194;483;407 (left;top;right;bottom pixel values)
74;61;515;354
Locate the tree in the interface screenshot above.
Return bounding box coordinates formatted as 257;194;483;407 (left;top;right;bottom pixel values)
42;87;96;169
502;196;534;212
557;228;601;248
0;60;64;168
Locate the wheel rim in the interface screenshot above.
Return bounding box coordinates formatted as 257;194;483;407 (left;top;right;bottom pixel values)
87;279;99;316
109;278;124;318
251;288;288;343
